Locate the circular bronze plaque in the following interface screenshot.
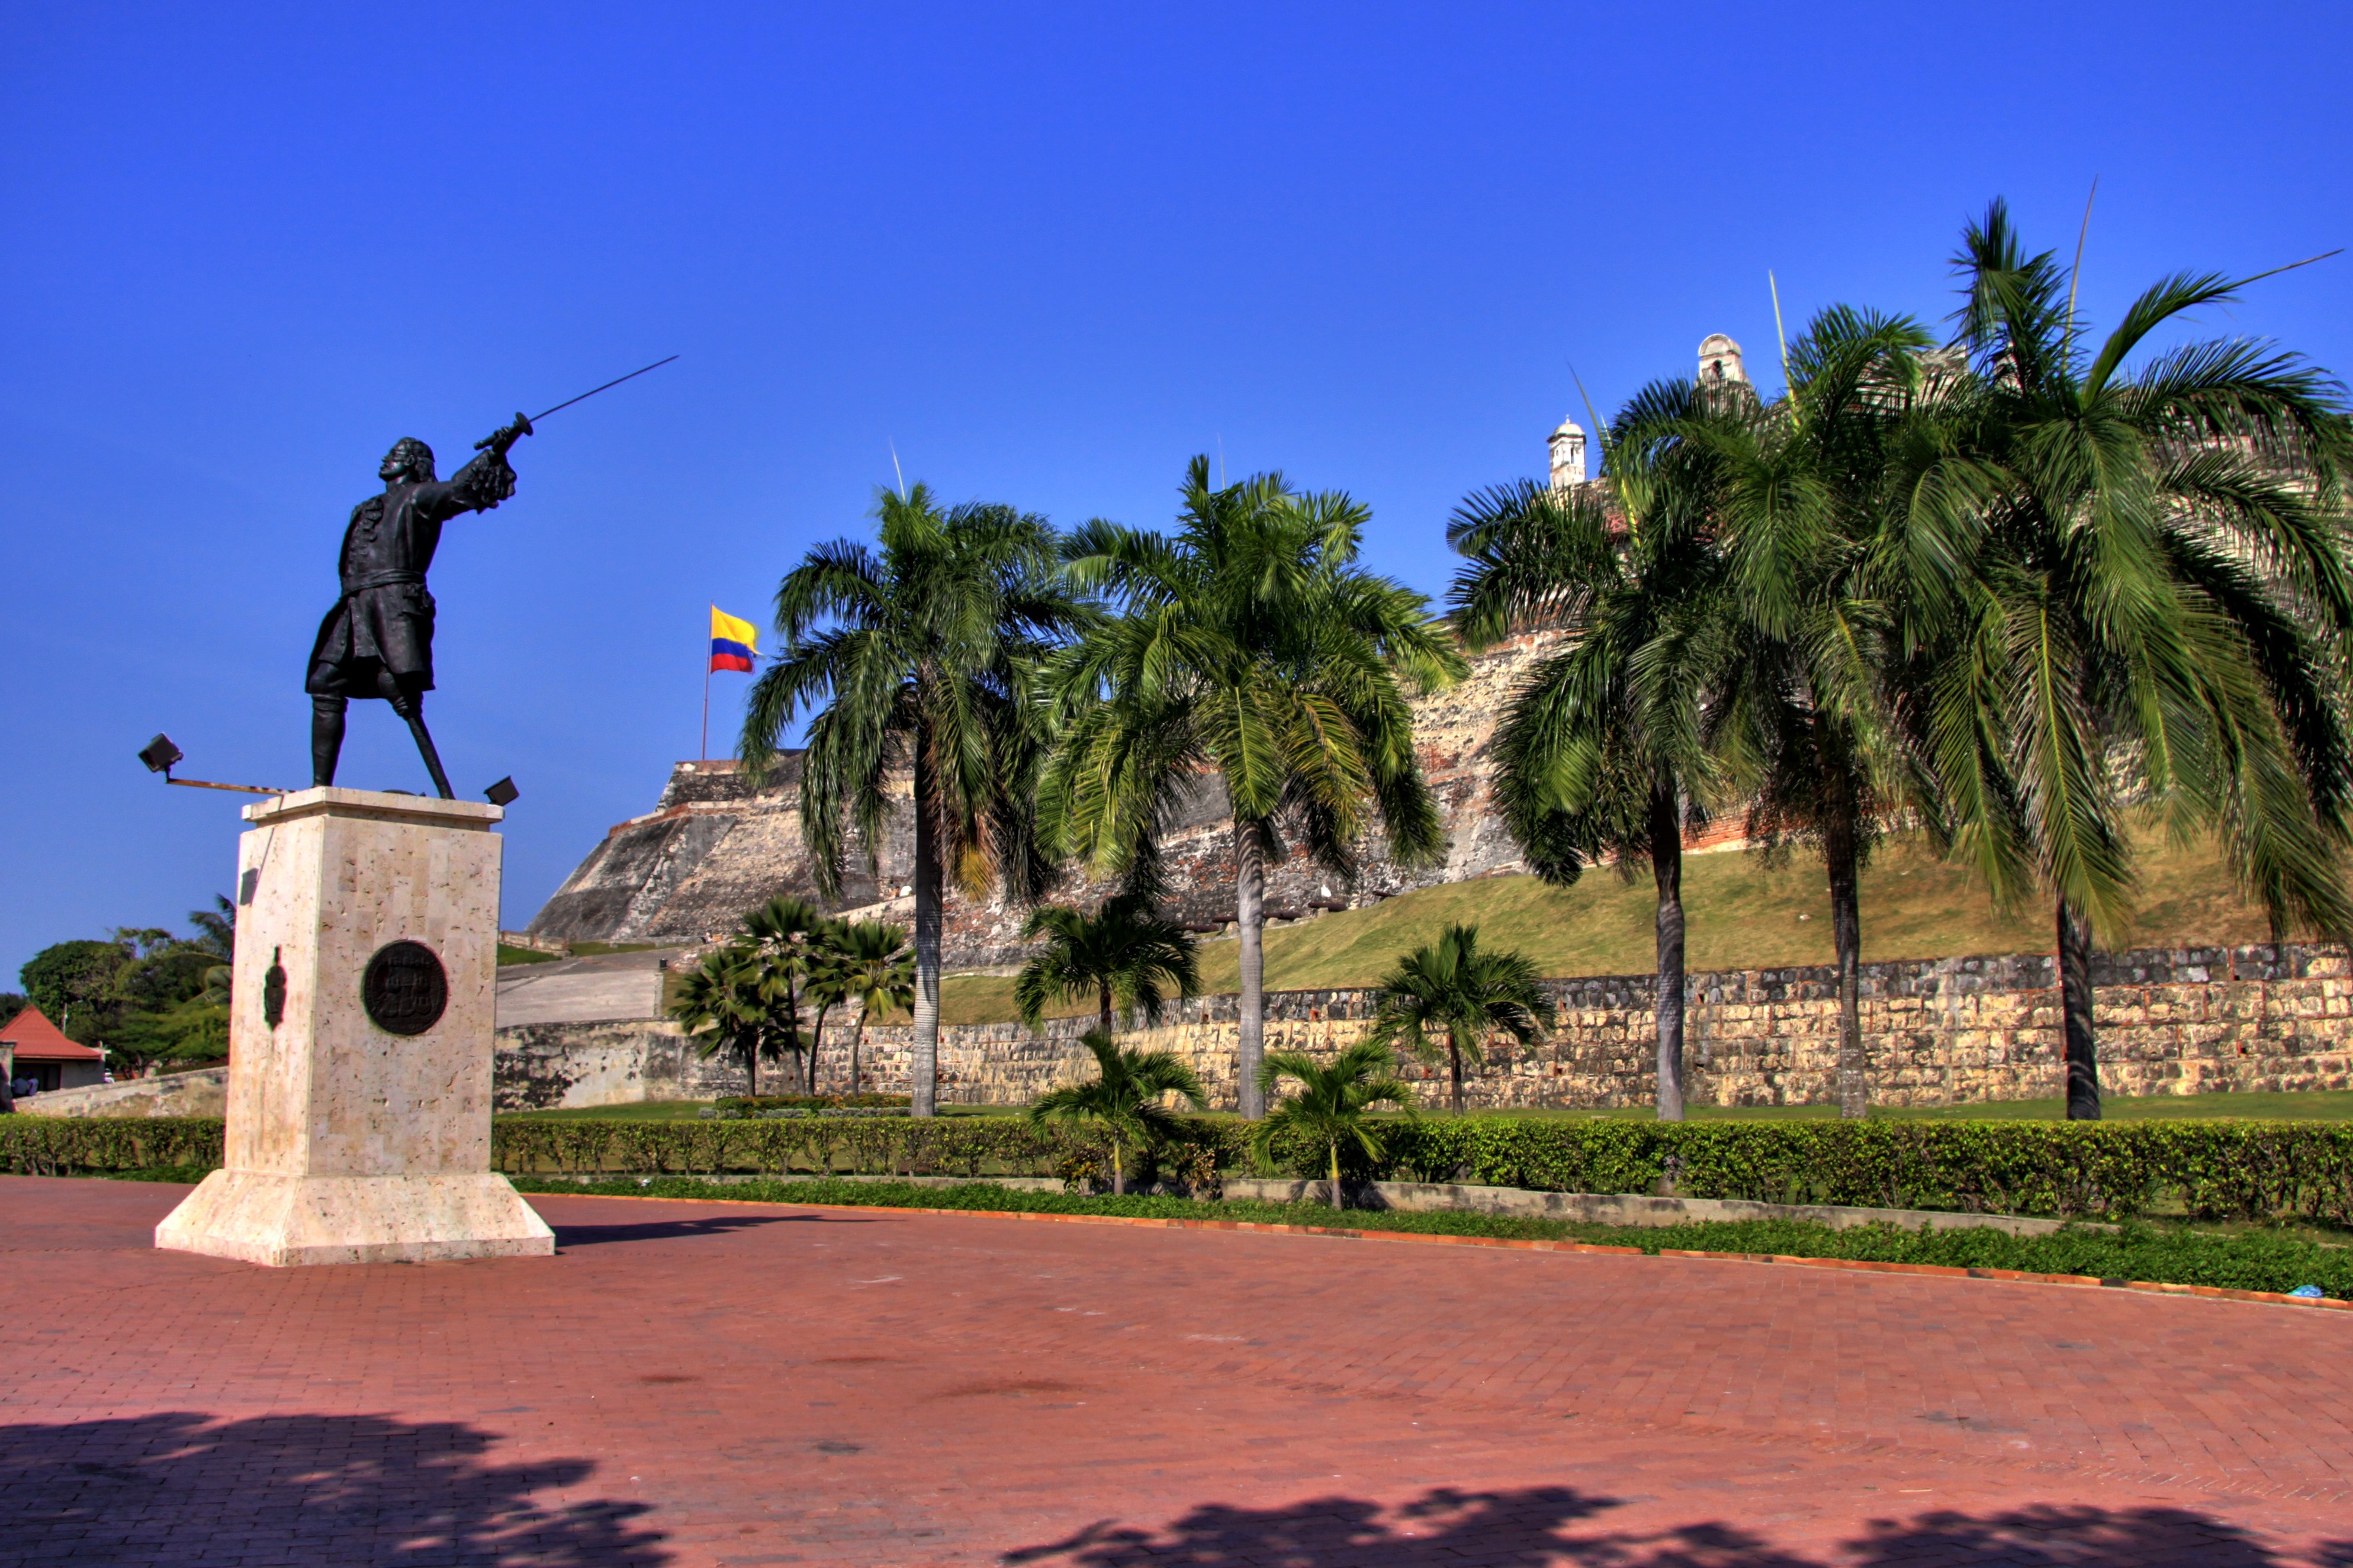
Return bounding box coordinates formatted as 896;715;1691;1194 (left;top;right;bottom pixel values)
362;941;448;1035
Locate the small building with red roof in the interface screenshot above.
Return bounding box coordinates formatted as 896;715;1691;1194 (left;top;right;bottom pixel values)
2;1006;106;1096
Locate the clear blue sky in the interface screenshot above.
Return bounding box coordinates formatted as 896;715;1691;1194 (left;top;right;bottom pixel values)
5;1;2349;982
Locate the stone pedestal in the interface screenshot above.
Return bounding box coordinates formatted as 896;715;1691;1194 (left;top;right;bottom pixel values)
156;787;555;1266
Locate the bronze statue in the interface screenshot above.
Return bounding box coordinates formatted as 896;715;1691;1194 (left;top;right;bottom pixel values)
307;417;531;797
303;356;676;797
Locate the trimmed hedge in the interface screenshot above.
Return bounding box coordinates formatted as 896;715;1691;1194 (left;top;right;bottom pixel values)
0;1116;223;1177
11;1113;2353;1224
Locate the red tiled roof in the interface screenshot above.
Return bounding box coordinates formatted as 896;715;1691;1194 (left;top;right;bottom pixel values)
0;1006;102;1062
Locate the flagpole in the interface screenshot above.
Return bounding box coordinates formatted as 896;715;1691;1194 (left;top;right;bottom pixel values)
700;657;712;762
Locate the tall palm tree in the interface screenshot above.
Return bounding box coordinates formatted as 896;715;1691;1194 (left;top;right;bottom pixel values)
742;484;1092;1116
1251;1042;1416;1206
1043;458;1465;1116
1364;923;1548;1113
1028;1031;1208;1195
1934;201;2353;1118
1448;407;1722;1120
1014;892;1201;1036
823;919;914;1096
1663;308;1976;1119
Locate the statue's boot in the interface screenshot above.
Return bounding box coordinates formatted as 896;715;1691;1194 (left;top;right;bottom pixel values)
311;696;348;787
385;683;456;800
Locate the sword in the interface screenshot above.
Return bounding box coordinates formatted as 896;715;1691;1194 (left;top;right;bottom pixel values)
476;354;679;452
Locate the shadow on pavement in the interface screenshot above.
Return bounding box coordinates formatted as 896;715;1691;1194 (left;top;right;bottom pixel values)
1005;1487;2328;1566
0;1411;667;1566
548;1212;838;1247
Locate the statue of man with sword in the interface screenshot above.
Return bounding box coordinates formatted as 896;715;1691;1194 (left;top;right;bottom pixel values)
304;356;673;797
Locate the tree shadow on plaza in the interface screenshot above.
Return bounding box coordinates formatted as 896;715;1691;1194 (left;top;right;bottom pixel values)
1004;1487;2315;1566
0;1410;667;1566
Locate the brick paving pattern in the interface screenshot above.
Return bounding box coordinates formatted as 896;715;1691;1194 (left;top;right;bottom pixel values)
3;1174;2349;1566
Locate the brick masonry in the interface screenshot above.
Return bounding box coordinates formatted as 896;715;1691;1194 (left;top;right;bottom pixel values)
493;940;2353;1112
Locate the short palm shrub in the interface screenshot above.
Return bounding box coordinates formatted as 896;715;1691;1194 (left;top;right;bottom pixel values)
1252;1043;1416;1205
1365;923;1548;1113
1028;1031;1208;1194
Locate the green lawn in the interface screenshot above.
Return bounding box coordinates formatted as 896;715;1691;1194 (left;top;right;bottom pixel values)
936;825;2278;1023
506;1176;2353;1296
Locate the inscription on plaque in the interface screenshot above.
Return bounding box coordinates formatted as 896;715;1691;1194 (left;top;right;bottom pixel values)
362;941;448;1035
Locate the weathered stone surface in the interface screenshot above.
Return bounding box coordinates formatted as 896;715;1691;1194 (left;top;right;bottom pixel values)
526;632;1573;963
157;787;554;1266
14;1065;229;1119
491;939;2353;1113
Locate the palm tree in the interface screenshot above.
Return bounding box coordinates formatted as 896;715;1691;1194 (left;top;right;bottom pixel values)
1448;414;1722;1120
1043;458;1465;1117
1363;923;1548;1113
1934;201;2353;1118
1028;1031;1207;1194
739;896;827;1093
670;946;782;1096
1657;308;1975;1119
1014;892;1201;1036
823;918;914;1096
1251;1042;1416;1206
741;484;1092;1116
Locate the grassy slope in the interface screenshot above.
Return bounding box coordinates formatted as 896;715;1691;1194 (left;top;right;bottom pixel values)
940;828;2271;1024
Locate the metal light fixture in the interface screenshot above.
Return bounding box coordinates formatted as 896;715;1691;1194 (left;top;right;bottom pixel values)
484;777;520;807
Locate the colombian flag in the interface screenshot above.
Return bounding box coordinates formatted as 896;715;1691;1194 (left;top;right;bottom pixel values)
709;606;758;673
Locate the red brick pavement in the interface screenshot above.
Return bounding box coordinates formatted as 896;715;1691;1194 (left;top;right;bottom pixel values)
2;1175;2349;1567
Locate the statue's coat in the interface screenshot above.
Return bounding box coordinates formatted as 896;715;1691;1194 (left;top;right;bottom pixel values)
305;451;516;696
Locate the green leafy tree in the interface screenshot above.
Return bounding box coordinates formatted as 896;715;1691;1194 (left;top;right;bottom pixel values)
0;994;25;1030
1250;1042;1416;1205
1448;426;1721;1119
1014;892;1201;1036
1028;1031;1207;1194
1044;458;1465;1117
742;484;1091;1116
20;939;133;1045
1364;923;1548;1113
1933;200;2353;1118
822;919;914;1096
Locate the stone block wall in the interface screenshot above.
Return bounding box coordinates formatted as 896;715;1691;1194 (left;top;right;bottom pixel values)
492;941;2353;1113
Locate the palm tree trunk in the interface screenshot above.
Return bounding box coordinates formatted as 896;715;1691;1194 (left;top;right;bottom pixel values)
1448;1041;1464;1115
1823;787;1866;1120
744;1038;758;1099
1236;820;1267;1119
910;748;943;1118
850;1016;864;1097
1111;1138;1124;1196
2057;897;2101;1120
1099;983;1115;1038
1649;781;1687;1123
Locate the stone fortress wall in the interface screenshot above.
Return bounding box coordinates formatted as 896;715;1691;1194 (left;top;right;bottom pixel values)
523;333;1767;967
525;627;1578;968
505;336;2353;1116
493;941;2353;1113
